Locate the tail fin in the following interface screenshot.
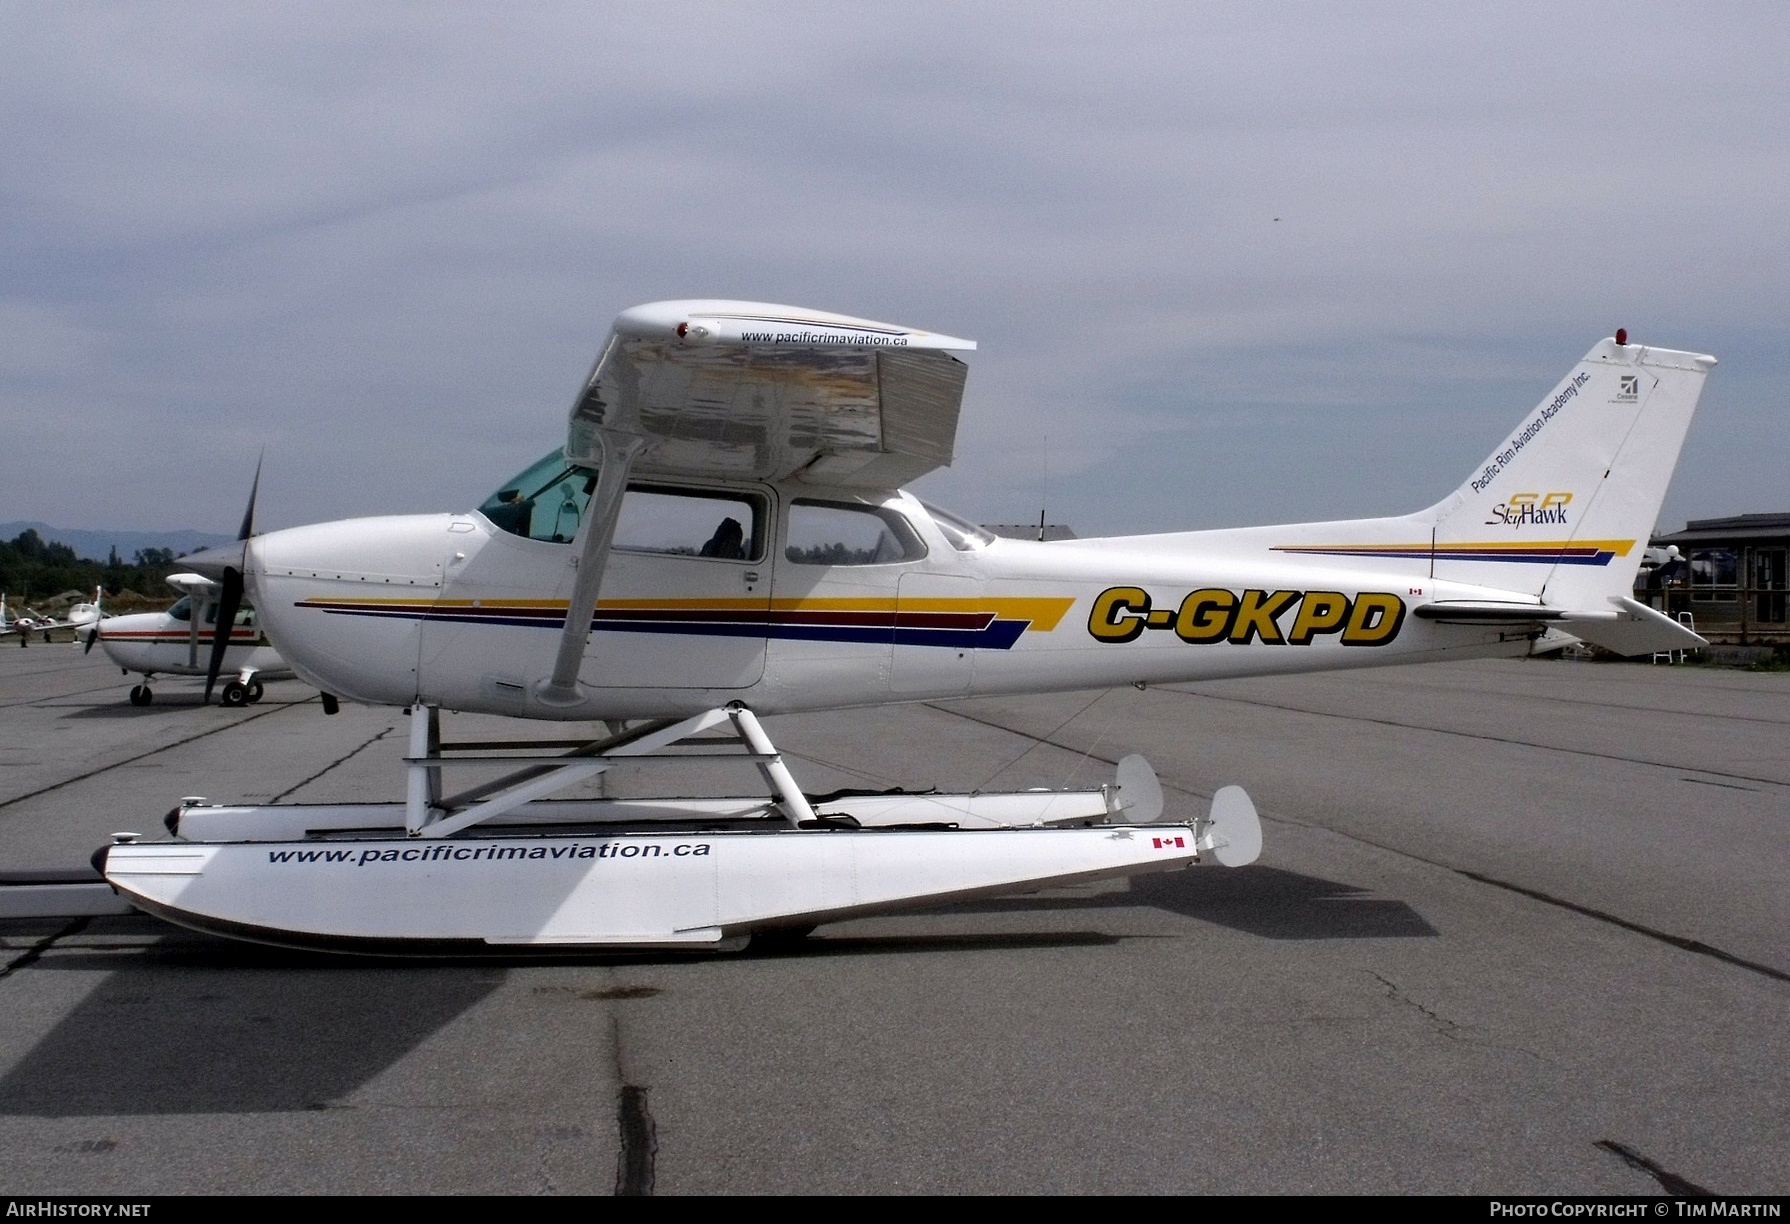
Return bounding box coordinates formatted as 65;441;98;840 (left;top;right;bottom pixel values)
1426;337;1715;606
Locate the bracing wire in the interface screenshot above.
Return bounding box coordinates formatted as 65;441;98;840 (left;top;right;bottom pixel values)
972;687;1112;792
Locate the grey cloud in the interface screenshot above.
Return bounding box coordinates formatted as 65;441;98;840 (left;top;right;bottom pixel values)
2;2;1785;538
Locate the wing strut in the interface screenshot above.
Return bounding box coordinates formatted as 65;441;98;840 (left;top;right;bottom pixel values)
537;427;647;707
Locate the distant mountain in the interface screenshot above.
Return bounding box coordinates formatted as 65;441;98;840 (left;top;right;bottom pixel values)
0;522;236;563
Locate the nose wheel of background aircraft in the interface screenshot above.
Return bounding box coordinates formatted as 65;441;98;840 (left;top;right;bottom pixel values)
245;681;264;703
220;681;249;707
128;685;153;706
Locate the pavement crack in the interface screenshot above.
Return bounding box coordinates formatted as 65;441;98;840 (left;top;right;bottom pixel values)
0;681;142;710
614;1084;657;1195
0;698;306;812
1369;971;1463;1037
269;725;397;802
1595;1138;1714;1196
1453;870;1790;985
1368;970;1547;1061
1678;776;1758;792
1156;687;1790;790
608;1000;657;1196
0;917;90;983
930;700;1789;987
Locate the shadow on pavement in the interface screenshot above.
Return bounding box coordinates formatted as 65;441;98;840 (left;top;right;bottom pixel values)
944;866;1439;940
751;930;1121;959
59;701;246;719
0;928;504;1116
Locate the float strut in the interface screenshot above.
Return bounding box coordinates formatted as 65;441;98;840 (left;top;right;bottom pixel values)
405;704;442;834
728;704;817;828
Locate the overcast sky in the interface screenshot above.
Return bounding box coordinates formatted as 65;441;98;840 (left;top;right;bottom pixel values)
3;2;1786;541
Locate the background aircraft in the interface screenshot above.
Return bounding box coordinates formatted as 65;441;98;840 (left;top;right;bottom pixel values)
89;572;291;706
1;588;104;646
85;458;296;707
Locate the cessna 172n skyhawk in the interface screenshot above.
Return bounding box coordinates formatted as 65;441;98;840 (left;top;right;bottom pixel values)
97;302;1713;955
88;571;292;706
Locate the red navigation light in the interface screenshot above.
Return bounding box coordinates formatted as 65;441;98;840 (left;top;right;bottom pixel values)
676;322;689;338
1615;328;1628;346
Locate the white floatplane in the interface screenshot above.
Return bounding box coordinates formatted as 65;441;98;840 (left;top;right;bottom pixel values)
97;304;1713;954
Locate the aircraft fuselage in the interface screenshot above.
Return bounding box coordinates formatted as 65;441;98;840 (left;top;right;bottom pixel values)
250;483;1541;720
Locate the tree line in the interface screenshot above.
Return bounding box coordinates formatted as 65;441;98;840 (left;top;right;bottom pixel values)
0;530;182;605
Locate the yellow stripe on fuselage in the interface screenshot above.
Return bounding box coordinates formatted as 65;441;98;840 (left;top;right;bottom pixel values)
304;595;1078;631
1276;539;1636;555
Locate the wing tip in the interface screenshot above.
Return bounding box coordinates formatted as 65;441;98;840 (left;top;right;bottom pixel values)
613;300;975;352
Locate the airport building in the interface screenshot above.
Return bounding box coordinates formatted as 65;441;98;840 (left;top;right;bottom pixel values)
1639;512;1790;646
982;523;1079;542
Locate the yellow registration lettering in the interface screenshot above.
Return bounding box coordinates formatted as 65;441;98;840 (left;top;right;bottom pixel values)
1287;592;1350;644
1088;587;1152;643
1228;590;1300;645
1340;593;1407;645
1173;589;1236;643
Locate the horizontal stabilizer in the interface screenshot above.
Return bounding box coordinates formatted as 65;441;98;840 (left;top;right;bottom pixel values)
1414;601;1566;623
1557;597;1706;657
1416;596;1703;656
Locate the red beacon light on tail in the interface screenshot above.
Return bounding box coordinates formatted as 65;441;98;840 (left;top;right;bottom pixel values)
1615;328;1628;346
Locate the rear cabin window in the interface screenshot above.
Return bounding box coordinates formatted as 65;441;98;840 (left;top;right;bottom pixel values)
784;500;927;566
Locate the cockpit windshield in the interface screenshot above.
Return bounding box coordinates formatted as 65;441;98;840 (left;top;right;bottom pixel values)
478;451;597;544
919;501;995;551
165;596;256;626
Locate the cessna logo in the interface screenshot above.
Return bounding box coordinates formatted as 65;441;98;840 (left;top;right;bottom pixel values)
1485;491;1572;527
1616;374;1639;403
1088;587;1405;647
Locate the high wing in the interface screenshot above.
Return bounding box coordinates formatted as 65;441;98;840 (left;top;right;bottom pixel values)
565;300;976;488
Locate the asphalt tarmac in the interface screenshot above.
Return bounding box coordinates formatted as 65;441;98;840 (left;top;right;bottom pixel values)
0;645;1784;1195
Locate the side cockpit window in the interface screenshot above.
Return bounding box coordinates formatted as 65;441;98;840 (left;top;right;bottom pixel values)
785;500;927;566
614;487;764;561
197;600;255;626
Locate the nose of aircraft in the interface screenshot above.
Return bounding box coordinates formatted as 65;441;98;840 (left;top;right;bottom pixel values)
246;514;462;707
177;539;249;584
248;514;458;583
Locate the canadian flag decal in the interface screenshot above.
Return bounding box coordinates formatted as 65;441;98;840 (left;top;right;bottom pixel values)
1152;835;1186;850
